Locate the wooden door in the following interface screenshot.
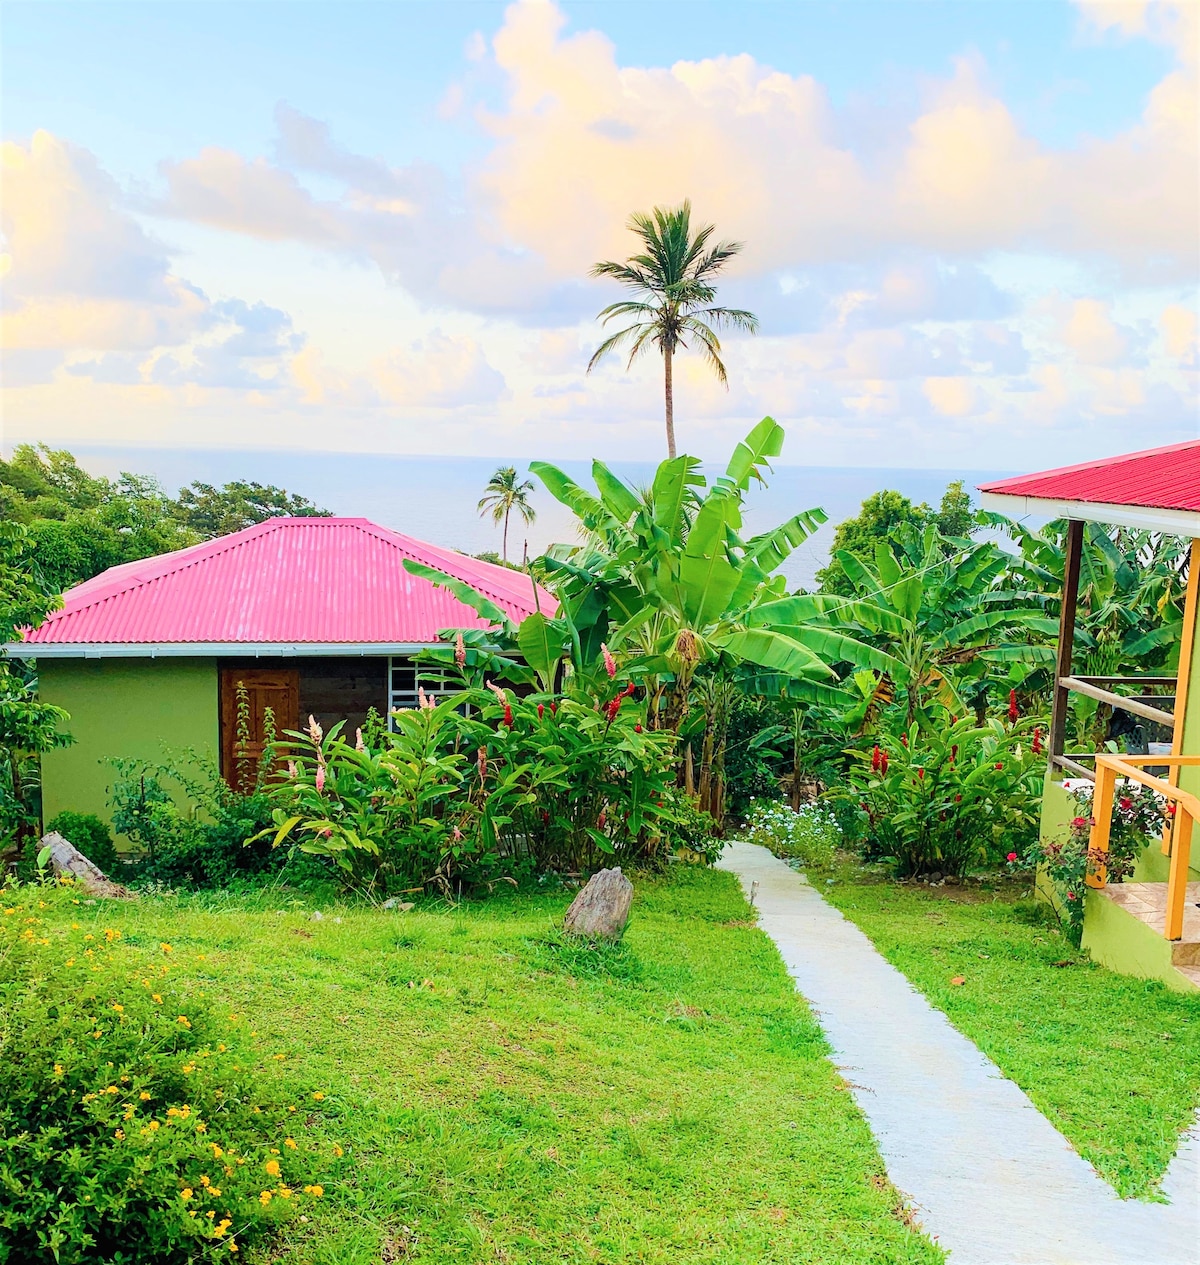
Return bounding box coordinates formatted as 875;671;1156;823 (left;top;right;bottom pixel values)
219;667;300;791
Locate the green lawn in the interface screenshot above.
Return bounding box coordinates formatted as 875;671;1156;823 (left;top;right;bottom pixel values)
38;868;941;1264
814;859;1200;1200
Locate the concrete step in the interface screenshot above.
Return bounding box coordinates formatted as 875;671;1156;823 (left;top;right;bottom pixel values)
1171;939;1200;966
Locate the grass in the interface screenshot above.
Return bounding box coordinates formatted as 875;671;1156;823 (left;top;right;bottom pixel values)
34;868;942;1264
812;857;1200;1200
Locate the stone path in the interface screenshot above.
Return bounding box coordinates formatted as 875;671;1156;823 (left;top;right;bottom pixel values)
716;842;1200;1265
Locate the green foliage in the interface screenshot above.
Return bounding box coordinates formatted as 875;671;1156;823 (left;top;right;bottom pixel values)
0;885;332;1263
1023;783;1168;943
172;480;330;538
1;444;331;592
741;799;840;868
108;756;282;889
838;714;1045;877
262;670;680;894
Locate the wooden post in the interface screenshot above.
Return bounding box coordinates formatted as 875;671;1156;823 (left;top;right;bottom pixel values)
1088;758;1116;888
1164;539;1200;854
1165;808;1193;941
1049;519;1084;775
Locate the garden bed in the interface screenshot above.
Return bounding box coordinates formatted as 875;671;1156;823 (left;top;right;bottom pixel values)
812;856;1200;1200
16;868;942;1264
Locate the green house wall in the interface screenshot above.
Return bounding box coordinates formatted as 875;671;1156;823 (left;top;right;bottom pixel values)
38;658;218;835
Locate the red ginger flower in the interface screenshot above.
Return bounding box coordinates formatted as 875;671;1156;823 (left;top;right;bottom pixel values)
606;696;622;722
537;703;545;719
503;704;513;728
1007;851;1018;862
1009;689;1019;722
917;767;925;780
871;745;881;772
1119;796;1132;811
880;750;889;774
1032;727;1043;755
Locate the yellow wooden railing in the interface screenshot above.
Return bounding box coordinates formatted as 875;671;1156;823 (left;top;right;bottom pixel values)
1089;754;1200;941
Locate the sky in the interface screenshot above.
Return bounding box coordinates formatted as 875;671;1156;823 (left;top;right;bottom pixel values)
1;0;1197;472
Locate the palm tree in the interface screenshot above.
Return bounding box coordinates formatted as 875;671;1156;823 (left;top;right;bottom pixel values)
477;466;536;563
588;200;759;458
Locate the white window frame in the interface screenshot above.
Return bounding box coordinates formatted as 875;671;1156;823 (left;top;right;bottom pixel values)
388;656;446;729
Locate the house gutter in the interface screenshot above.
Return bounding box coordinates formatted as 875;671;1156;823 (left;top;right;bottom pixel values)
1;642;448;661
978;492;1200;539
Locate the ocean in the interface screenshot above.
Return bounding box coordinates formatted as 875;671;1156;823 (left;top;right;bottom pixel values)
30;446;1013;591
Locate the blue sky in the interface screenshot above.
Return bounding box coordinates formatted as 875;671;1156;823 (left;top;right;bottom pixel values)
2;0;1196;469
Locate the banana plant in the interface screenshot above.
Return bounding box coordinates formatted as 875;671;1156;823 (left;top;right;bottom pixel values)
821;521;1056;724
529;417;900;728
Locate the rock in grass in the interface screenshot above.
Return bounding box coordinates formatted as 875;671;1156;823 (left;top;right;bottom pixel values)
38;832;132;899
563;867;633;941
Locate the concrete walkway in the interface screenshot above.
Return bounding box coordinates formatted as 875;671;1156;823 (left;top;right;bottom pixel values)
717;842;1200;1265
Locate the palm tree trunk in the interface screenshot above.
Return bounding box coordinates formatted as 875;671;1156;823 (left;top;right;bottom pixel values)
663;347;676;459
502;508;509;563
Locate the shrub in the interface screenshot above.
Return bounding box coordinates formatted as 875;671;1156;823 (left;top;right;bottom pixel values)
17;812;120;884
1023;782;1170;943
262;678;680;894
741;798;840;869
109;757;282;890
837;715;1044;877
0;883;334;1263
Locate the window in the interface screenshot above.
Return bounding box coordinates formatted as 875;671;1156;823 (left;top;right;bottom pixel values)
388;656;446;728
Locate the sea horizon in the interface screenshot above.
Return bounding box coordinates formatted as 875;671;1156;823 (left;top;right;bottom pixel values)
7;443;1016;590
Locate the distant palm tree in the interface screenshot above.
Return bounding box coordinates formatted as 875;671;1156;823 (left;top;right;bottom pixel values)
588;200;759;458
478;466;536;563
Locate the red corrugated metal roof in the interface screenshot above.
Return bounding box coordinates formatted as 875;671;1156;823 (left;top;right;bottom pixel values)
24;518;556;645
978;440;1200;511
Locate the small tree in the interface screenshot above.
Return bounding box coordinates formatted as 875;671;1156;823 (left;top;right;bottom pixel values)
477;466;536;563
588;201;758;459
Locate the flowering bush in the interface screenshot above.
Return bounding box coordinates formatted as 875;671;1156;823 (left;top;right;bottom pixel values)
741;798;840;869
1022;782;1170;942
838;715;1044;877
0;882;337;1263
259;672;680;893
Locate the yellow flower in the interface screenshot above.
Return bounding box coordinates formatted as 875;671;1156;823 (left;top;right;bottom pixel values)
52;1063;64;1078
264;1159;281;1178
209;1187;222;1198
105;1085;119;1094
148;1120;160;1131
112;1004;124;1013
217;1044;227;1053
84;934;94;942
284;1137;297;1150
3;908;14;915
210;1143;223;1158
65;959;75;967
196;1121;208;1133
213;1217;231;1236
152;994;163;1004
160;943;173;953
177;1016;191;1029
303;1184;324;1198
332;1143;344;1157
200;1175;210;1187
228;1242;239;1253
311;1091;325;1101
272;1053;286;1061
104;928;120;943
182;1064;196;1075
258;1190;272;1207
277;1186;293;1199
114;1129;125;1140
181;1188;193;1201
140;1091;151;1101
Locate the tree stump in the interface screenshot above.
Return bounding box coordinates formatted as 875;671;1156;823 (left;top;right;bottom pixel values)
563;867;633;941
38;832;133;899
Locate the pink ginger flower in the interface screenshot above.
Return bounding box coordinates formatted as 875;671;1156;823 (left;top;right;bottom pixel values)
452;826;464;842
477;746;488;779
601;644;616;678
307;714;323;743
315;762;326;794
418;686;436;711
455;631;466;668
287;761;298;779
355;728;365;752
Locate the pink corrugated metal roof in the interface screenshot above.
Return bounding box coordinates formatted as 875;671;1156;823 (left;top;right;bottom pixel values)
978;440;1200;511
24;518;556;645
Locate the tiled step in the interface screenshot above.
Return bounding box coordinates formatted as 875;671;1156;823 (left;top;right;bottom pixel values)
1175;963;1200;990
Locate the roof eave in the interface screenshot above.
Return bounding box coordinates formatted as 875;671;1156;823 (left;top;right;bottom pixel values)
2;641;447;661
979;492;1200;538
